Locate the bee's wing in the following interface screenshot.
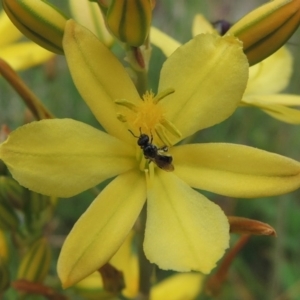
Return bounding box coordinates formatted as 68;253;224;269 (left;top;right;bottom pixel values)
154;155;174;172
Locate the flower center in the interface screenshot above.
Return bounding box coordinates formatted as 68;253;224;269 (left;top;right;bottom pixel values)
115;89;181;147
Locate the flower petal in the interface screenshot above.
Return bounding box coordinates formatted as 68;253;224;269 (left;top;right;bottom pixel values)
57;170;146;287
158;34;248;140
150;27;181;57
144;171;229;273
245;46;292;96
245;94;300;106
63;20;140;143
0;119;136;197
243;95;300;124
192;14;216;36
151;273;204;300
172;143;300;198
0;11;22;47
0;42;54;71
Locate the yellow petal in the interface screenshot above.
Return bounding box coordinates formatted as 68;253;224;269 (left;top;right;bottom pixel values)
245;94;300;106
172;143;300;198
0;10;22;47
144;171;229;273
0;119;136;197
243;95;300;124
158;34;248;140
69;0;114;47
150;27;181;57
151;273;204;300
245;47;292;96
192;14;216;35
0;42;54;71
110;231;139;298
75;271;103;290
63;19;139;143
57;170;146;288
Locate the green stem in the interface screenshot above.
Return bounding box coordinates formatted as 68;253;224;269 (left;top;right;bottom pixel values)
0;59;54;120
125;45;148;97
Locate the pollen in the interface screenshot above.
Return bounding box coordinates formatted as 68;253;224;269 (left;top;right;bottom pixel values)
115;89;181;146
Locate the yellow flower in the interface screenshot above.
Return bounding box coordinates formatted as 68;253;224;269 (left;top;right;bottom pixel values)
152;14;300;124
1;20;300;288
0;10;54;71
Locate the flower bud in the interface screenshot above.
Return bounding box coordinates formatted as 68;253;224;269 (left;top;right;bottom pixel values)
24;191;52;232
0;176;25;210
2;0;68;54
106;0;153;46
227;0;300;66
0;195;19;231
17;238;51;283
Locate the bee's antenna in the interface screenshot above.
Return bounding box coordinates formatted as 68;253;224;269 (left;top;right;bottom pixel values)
128;129;139;138
149;129;153;143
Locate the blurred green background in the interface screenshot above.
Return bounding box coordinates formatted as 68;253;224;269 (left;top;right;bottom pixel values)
1;1;300;299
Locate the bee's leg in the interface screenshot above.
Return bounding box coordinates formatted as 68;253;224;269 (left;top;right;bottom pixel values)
158;146;168;152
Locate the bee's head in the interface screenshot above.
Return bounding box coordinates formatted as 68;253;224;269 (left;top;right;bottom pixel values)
137;134;150;147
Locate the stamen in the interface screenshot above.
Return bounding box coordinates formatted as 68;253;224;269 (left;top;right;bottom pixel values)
155;124;173;147
153;88;175;104
115;99;138;112
160;118;182;139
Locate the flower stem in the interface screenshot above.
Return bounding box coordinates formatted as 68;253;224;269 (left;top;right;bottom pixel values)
0;59;54;120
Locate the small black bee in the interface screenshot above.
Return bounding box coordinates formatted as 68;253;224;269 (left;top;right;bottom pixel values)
129;129;174;172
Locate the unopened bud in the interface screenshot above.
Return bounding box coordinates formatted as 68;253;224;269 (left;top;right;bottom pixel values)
2;0;68;54
0;196;19;231
17;238;51;283
227;0;300;66
0;176;25;210
24;192;52;232
106;0;153;46
228;216;277;236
